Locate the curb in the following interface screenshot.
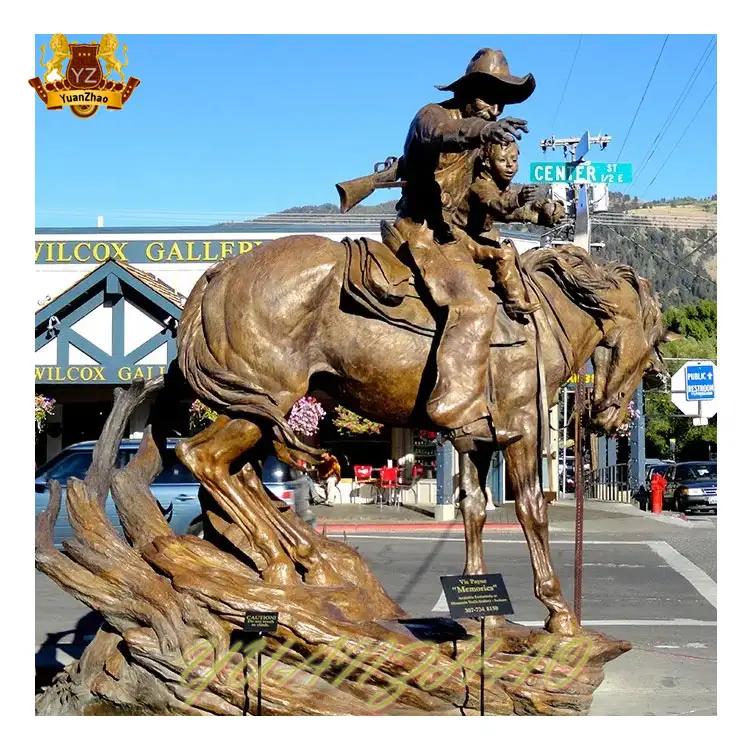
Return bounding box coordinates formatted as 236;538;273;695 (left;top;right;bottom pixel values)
644;511;711;527
314;522;520;533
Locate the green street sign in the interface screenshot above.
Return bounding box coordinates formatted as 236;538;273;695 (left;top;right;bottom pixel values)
529;162;633;184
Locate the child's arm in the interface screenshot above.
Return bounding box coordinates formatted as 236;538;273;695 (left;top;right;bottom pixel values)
472;180;564;226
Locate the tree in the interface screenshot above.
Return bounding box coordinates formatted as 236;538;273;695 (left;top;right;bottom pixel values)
645;301;717;460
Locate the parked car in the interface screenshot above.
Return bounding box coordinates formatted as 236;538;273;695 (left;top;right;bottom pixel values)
35;439;315;547
632;461;675;510
662;461;717;515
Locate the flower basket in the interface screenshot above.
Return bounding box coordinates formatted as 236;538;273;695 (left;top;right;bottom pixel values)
35;394;56;438
288;397;326;437
189;400;219;433
332;406;382;436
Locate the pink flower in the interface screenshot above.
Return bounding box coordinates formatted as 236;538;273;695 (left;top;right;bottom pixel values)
289;397;326;437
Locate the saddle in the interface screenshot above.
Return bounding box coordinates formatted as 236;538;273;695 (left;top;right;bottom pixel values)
342;223;527;346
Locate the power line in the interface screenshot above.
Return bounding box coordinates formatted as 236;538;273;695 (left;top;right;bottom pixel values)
549;35;583;135
607;226;716;286
643;81;717;197
616;35;670;162
679;232;717;262
633;37;716;187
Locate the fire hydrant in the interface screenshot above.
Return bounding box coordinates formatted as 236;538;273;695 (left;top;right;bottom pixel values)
650;472;667;514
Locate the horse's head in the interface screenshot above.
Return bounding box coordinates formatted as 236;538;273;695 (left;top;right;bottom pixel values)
589;271;676;435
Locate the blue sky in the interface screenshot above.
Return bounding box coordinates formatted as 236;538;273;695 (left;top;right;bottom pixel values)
34;34;717;227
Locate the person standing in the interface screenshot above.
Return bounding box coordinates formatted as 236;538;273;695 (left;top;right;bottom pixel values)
319;451;342;506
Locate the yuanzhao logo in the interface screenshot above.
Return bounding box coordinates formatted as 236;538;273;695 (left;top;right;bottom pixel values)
29;34;140;119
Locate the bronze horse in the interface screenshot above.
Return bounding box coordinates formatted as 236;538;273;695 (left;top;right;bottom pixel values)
174;236;671;636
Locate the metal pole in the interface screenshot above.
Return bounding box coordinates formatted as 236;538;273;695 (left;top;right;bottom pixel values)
574;365;585;621
562;388;568;498
480;617;486;716
243;657;250;716
257;637;263;716
573;175;588;623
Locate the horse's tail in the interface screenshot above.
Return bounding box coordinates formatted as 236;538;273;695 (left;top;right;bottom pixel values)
39;44;46;67
177;263;323;465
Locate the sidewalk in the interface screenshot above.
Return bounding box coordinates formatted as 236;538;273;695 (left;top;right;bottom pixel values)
311;496;696;532
312;502;518;532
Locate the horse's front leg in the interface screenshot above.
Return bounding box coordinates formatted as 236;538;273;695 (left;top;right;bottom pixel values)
458;449;493;576
504;412;580;635
458;449;506;627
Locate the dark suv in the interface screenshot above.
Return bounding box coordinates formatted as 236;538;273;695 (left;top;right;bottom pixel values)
663;461;718;515
35;439;315;547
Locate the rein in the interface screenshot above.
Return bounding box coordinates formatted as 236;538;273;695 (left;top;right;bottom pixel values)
523;270;576;374
522;267;588;502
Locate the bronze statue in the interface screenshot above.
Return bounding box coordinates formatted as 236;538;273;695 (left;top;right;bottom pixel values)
34;47;673;716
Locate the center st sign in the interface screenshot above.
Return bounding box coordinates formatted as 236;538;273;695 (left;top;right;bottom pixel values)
529;162;633;184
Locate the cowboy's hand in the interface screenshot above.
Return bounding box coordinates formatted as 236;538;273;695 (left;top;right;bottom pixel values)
482;117;529;144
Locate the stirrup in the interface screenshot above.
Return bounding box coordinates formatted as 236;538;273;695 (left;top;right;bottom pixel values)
449;418;522;454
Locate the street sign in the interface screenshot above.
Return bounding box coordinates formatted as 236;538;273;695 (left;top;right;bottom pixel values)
671;360;717;419
685;362;715;401
575;129;590;162
529;162;633;184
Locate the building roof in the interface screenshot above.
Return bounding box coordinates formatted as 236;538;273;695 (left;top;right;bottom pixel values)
36;258;185;317
114;260;186;309
35;220;544;243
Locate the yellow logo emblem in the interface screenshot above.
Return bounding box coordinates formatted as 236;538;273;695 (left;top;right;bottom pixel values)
29;34;140;119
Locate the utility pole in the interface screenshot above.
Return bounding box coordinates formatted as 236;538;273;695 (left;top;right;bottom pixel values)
538;130;610;623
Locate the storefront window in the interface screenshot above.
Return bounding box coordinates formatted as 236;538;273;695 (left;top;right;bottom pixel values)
413;431;438;479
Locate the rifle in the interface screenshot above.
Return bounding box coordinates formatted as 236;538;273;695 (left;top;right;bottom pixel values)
335;156;406;214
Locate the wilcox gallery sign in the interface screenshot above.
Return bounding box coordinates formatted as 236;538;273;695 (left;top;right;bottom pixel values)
35;239;266;264
35;364;167;385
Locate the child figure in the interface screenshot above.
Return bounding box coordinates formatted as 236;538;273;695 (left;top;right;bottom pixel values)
454;139;565;317
467;139;565;236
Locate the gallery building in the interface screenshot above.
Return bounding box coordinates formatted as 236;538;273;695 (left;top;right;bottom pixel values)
34;221;553;508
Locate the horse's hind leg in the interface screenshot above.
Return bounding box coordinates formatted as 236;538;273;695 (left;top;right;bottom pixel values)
504;410;580;635
176;415;299;586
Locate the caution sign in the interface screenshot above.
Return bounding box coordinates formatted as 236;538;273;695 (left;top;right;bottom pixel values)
243;611;279;634
440;574;514;619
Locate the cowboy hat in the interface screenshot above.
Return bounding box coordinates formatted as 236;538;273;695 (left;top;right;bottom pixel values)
436;48;536;105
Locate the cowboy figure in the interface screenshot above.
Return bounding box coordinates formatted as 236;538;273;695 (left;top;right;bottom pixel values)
391;48;539;453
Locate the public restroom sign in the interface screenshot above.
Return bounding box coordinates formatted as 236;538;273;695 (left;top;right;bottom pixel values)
671;360;717;420
685;363;714;401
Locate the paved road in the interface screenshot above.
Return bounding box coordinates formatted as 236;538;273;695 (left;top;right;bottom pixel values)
35;509;717;715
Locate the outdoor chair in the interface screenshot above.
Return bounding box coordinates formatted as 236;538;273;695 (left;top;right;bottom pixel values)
352;464;376;501
377;466;399;507
395;464;421;505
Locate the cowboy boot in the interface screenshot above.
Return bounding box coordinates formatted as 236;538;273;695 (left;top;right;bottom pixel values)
496;256;540;318
449;416;522;454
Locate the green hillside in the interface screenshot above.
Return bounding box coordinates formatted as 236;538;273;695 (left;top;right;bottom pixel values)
255;191;717;308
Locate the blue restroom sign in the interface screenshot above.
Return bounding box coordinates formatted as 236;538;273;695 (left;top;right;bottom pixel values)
685;363;715;401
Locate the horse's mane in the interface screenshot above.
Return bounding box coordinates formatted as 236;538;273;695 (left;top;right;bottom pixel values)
521;244;662;336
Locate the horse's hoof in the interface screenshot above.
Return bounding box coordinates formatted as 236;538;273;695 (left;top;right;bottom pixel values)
483;615;507;630
544;611;581;636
